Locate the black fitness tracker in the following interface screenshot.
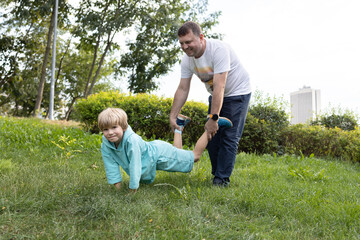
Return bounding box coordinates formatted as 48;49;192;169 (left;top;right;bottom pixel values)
209;114;219;121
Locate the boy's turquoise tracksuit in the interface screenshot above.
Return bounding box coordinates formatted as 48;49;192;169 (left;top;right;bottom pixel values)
101;126;194;190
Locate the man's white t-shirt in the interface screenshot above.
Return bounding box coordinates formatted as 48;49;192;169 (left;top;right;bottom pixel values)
180;39;251;97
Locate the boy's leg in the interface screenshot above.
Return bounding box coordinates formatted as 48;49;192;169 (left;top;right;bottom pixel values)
193;117;233;162
173;131;182;149
173;114;191;149
193;132;208;162
173;113;233;163
154;141;194;173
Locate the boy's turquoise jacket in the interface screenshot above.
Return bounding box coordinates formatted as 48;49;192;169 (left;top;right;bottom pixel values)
101;125;157;190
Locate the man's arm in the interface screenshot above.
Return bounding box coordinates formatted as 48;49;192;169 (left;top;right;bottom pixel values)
205;71;228;139
169;77;192;131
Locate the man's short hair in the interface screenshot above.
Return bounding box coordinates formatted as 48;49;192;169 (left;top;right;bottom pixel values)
178;21;202;37
98;108;128;131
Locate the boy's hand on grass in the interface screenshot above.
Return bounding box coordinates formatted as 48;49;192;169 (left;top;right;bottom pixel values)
114;182;121;190
114;182;137;193
125;189;137;196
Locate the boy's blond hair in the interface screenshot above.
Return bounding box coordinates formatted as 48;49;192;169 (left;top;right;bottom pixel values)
98;108;128;131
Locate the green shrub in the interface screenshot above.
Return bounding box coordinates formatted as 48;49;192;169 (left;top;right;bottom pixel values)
311;112;358;131
239;90;290;154
279;124;360;162
73;91;208;146
238;113;279;154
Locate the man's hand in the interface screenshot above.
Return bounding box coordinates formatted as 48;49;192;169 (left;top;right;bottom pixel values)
205;119;218;140
169;115;180;132
169;77;192;132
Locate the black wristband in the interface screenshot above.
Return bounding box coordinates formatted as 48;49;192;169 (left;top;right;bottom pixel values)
209;114;219;121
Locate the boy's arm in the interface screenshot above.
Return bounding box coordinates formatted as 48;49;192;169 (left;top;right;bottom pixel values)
125;140;143;190
101;146;122;185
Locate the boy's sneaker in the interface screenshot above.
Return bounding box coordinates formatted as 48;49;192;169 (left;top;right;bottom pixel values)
207;116;233;128
176;114;191;128
218;117;233;128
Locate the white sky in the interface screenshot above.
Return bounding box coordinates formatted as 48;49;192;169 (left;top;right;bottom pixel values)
155;0;360;115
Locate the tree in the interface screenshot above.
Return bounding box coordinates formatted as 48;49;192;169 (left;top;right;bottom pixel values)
32;0;56;117
0;0;114;118
118;0;221;93
0;21;48;116
73;0;140;98
74;0;220;95
59;47;114;120
0;0;71;117
32;0;71;117
1;0;220;118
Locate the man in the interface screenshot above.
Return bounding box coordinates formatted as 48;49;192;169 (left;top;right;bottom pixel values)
169;21;251;187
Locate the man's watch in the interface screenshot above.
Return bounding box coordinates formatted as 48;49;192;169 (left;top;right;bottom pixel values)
209;114;219;121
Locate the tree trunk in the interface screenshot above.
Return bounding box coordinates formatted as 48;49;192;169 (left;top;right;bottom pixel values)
83;36;99;98
33;3;56;117
86;31;115;97
56;38;71;82
83;0;112;98
45;38;72;116
64;97;78;121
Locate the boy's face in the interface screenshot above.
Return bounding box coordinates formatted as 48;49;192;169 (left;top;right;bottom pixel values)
102;125;124;145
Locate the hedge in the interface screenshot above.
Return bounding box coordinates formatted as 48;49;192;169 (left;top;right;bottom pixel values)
73;91;208;147
279;124;360;162
74;91;360;163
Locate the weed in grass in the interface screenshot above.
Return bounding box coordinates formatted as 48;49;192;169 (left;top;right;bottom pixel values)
154;183;190;201
285;153;329;182
0;159;15;174
288;166;328;181
51;135;82;161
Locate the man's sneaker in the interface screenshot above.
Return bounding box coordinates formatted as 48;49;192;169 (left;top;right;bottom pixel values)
213;176;230;187
176;114;191;128
218;117;233;128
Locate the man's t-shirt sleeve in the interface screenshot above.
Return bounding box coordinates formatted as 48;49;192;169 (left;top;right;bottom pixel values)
180;56;193;79
212;45;231;74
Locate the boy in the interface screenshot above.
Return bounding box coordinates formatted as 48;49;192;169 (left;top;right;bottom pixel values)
98;108;232;192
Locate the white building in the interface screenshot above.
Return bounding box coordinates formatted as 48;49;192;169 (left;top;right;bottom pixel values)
290;86;321;124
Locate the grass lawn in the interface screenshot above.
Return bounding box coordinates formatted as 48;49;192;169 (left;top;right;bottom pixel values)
1;117;360;239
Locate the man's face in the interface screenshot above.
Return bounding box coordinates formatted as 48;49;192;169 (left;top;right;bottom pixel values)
178;30;205;58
